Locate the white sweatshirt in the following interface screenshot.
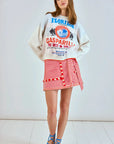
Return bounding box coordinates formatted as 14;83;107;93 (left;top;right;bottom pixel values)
28;13;90;62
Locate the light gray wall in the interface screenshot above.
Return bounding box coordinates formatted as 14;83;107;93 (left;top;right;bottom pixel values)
0;0;114;120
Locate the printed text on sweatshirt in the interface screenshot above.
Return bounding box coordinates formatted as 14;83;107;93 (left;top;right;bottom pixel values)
28;13;90;62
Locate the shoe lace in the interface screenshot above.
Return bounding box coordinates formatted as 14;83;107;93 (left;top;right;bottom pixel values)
55;139;62;144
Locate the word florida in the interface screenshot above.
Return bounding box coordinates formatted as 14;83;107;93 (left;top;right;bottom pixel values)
51;17;74;29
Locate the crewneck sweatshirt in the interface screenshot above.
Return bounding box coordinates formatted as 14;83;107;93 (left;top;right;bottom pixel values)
28;13;90;62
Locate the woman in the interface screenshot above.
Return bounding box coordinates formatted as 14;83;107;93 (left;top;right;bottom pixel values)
28;0;90;143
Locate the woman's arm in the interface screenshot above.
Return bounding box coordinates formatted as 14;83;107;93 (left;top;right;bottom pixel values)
28;14;48;60
76;20;91;61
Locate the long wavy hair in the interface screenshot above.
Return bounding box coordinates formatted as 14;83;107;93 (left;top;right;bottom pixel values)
45;0;77;25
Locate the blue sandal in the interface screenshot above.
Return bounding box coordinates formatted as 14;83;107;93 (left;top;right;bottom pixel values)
55;138;62;144
47;133;56;144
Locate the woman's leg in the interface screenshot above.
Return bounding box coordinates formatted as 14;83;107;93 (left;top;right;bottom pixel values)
45;89;58;136
56;87;73;139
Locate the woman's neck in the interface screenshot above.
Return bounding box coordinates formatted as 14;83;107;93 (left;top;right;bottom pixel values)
60;9;66;16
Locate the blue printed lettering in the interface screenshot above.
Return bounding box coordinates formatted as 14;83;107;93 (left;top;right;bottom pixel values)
51;18;74;29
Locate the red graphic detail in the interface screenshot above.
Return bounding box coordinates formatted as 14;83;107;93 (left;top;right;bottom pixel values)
55;25;70;39
46;37;75;48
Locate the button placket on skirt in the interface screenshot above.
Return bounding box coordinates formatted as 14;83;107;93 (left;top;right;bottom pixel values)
66;59;74;86
59;62;66;86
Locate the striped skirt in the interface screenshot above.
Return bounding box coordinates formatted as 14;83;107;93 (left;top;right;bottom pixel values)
43;58;83;91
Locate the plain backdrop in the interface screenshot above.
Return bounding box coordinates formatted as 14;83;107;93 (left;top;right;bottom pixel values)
0;0;114;121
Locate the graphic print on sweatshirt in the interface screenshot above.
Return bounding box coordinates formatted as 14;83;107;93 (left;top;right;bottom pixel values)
46;17;76;56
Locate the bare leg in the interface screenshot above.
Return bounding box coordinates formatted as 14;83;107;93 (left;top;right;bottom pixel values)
45;89;58;143
56;87;73;139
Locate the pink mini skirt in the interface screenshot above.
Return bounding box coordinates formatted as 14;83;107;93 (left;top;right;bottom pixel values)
43;58;83;91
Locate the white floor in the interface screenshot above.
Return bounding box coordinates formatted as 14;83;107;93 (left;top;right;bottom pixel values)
0;120;114;144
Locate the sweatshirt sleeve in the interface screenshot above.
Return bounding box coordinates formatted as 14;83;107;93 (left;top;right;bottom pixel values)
28;14;48;61
76;21;90;61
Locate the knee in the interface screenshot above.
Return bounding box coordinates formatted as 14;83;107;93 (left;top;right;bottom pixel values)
60;103;69;113
48;108;57;117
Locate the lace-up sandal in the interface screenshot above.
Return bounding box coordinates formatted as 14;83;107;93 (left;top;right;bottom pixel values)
55;138;62;144
47;133;56;144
